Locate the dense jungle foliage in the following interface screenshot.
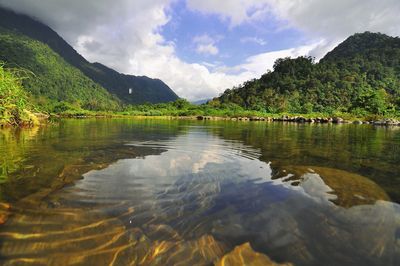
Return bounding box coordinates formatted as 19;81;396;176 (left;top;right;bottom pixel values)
216;32;400;117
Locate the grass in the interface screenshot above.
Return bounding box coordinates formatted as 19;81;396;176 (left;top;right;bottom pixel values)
54;105;400;123
0;64;38;127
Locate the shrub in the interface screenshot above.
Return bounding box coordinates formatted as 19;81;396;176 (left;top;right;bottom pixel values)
0;64;33;126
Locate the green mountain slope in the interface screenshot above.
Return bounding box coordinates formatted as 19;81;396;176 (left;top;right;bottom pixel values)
322;32;400;65
217;32;400;115
0;7;179;104
0;28;120;111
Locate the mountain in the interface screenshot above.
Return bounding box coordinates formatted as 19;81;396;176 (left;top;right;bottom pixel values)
0;7;178;105
192;99;211;105
216;32;400;115
0;28;120;111
322;32;400;65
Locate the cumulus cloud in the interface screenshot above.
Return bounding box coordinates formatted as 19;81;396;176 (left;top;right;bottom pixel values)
0;0;171;73
1;0;400;100
193;34;220;55
196;44;219;55
214;42;320;80
240;37;267;46
266;0;400;37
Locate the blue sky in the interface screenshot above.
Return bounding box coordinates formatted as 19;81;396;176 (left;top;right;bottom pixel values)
162;0;305;68
1;0;400;100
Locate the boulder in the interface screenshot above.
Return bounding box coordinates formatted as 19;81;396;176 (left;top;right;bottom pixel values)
296;116;306;123
332;117;344;124
373;120;386;125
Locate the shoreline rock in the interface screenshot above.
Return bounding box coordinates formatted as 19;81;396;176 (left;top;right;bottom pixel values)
194;115;399;126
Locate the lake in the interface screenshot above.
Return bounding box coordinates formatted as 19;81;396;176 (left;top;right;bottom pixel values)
0;119;399;265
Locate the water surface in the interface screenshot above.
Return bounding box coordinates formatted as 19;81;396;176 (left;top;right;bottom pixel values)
0;119;399;265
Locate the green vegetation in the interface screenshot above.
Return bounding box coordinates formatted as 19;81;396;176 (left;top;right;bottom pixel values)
0;28;121;113
217;32;400;118
114;100;395;122
0;64;37;127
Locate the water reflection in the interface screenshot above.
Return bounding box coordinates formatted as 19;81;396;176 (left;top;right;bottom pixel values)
0;120;399;265
273;166;390;207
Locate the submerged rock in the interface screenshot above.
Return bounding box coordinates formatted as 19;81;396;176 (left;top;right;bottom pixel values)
277;166;390;208
142;234;227;265
215;243;292;266
0;202;10;225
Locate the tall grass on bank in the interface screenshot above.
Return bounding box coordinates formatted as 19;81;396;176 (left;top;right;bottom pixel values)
0;64;36;127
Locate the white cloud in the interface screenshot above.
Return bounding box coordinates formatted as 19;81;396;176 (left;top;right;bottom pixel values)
213;42;320;82
196;44;219;55
193;34;221;56
192;34;215;44
240;42;321;74
240;37;267;46
266;0;400;37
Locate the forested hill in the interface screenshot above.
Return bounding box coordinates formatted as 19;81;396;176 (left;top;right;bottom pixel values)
217;32;400;115
0;28;121;111
0;7;178;104
322;32;400;64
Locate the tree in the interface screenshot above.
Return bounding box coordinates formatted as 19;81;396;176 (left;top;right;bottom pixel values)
172;99;190;110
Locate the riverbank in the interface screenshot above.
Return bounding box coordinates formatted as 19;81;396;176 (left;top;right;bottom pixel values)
0;111;48;128
3;110;400;128
53;113;400;126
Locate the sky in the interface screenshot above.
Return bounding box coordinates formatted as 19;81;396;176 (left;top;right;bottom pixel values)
1;0;400;101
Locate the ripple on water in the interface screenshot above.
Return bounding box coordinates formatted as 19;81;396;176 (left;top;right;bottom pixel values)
0;126;399;266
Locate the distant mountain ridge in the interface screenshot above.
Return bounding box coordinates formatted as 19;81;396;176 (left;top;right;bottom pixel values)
192;99;211;105
0;7;179;104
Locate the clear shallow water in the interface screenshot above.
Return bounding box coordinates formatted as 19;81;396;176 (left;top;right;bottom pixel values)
0;119;399;265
